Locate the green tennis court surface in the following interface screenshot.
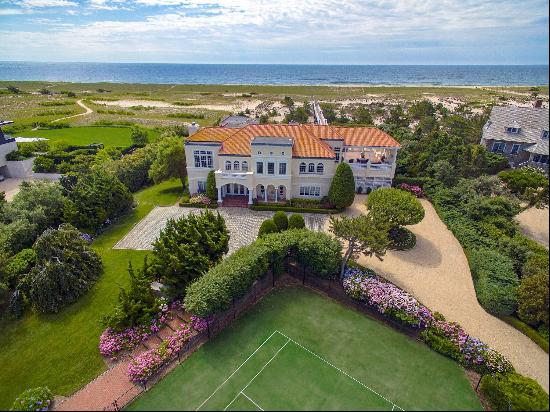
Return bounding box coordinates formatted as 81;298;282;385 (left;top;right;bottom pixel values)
127;287;482;411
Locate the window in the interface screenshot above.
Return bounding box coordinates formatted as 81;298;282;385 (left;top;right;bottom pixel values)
542;155;549;164
281;151;285;156
542;130;549;140
242;161;248;172
533;154;541;163
225;161;232;171
511;144;521;155
268;162;275;175
506;127;520;134
193;150;213;168
308;163;315;173
258;151;262;155
299;186;321;197
256;162;263;174
233;161;240;171
197;181;206;193
316;163;324;174
279;162;287;175
334;147;341;162
492;142;506;153
299;162;306;173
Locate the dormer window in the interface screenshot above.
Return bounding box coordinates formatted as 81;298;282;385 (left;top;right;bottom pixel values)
506;127;520;134
542;130;549;140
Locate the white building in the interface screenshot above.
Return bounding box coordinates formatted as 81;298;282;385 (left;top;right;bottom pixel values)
185;124;400;205
0;120;18;177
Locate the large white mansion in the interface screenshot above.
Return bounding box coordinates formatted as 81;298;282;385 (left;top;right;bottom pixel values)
185;124;400;205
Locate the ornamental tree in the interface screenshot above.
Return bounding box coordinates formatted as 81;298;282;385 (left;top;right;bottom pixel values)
206;170;217;201
330;214;389;276
151;210;229;298
366;187;425;230
25;224;103;313
130;125;149;147
328;163;355;209
149;135;187;190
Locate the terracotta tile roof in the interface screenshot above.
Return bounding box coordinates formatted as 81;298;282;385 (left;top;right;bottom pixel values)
188;124;399;157
187;127;237;142
333;126;400;148
220;124;336;158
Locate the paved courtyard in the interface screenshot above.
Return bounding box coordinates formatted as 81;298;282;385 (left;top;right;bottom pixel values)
114;206;330;255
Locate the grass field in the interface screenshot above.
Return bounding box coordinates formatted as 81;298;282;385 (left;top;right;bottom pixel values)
0;179;182;409
127;287;483;411
14;126;159;148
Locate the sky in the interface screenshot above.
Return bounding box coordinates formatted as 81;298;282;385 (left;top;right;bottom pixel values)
0;0;548;64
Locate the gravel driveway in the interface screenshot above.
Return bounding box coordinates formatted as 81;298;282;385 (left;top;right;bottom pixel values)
356;199;549;390
114;206;329;255
515;206;549;248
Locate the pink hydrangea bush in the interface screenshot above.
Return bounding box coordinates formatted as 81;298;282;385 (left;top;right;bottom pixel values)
128;324;193;384
190;315;209;332
342;268;434;328
343;267;513;374
99;301;172;360
399;183;424;198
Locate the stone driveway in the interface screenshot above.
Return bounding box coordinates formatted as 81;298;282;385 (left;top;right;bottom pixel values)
114;206;329;255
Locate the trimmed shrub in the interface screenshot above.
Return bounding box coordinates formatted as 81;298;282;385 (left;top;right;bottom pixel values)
480;373;549;411
184;230;342;317
205;170;217;202
367;187;425;229
10;387;53;411
468;248;519;316
272;211;288;231
328;163;355;208
258;219;278;237
288;214;305;229
517;273;549;327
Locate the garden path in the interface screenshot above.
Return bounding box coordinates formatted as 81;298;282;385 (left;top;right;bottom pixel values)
345;197;549;390
50;100;93;124
515;206;549;248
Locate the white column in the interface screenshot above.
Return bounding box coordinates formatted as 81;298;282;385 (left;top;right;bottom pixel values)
264;187;267;202
248;188;253;205
217;187;222;203
275;187;278;202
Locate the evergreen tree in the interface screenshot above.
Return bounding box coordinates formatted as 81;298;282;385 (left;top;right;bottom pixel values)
206;170;217;201
328;163;355;208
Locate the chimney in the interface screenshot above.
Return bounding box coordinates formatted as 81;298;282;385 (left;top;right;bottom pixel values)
534;99;543;108
188;122;199;136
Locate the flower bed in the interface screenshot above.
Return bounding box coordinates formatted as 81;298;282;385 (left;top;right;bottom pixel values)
342;268;513;374
398;183;424;198
128;324;193;384
99;301;177;360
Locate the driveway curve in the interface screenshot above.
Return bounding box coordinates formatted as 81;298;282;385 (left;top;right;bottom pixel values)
349;198;548;390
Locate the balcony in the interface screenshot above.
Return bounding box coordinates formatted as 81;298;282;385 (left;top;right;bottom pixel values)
215;170;253;181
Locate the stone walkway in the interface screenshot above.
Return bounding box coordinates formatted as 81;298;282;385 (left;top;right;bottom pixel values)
353;199;549;391
515;206;549;248
114;206;330;255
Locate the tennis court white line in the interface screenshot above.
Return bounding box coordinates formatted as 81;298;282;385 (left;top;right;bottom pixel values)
195;331;279;411
241;391;264;411
224;339;290;411
275;330;404;411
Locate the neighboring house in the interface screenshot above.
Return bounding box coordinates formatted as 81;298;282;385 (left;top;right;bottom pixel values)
481;106;549;172
185;124;400;205
219;115;259;128
0;120;18;177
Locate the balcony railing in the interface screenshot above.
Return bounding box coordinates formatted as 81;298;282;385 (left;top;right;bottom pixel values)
350;162;393;170
215;170;253;180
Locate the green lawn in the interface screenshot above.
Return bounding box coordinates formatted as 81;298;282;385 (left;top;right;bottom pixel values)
14;126;159;148
0;179;182;409
127;287;482;411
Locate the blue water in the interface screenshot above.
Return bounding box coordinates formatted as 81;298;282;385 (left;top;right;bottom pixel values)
0;62;547;86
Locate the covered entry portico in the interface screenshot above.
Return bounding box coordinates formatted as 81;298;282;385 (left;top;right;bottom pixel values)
256;184;287;202
217;181;254;205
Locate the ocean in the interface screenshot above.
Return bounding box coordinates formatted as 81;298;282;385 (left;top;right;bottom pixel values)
0;62;547;86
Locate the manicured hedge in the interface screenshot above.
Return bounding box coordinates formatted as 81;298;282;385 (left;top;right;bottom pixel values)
468;248;519;316
250;205;341;214
184;230;342;317
179;202;218;209
480;373;549;411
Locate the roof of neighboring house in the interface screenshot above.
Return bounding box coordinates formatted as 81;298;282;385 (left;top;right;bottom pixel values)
187;124;400;158
0;120;14;127
219;115;259;128
483;106;549;155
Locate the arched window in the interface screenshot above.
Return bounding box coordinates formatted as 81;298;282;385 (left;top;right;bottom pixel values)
316;163;324;174
233;161;240;171
225;161;232;171
242;161;248;172
308;163;315;173
299;162;306;173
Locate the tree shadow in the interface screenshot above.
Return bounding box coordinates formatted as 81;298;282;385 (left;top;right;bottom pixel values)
391;232;442;268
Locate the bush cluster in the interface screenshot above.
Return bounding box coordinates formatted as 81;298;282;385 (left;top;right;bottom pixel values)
184;230;342;317
480;373;549;411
